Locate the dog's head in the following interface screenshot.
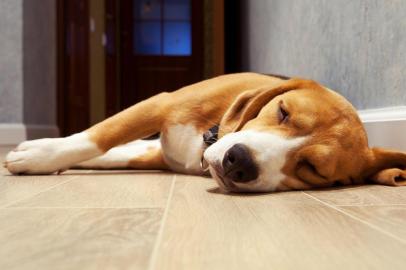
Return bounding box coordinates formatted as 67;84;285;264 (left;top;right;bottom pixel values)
203;78;406;192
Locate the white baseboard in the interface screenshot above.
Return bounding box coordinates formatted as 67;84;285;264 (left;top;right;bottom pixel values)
358;106;406;151
0;123;59;145
0;124;26;145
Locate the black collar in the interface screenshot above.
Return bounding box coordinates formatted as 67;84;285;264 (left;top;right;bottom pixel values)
203;125;219;146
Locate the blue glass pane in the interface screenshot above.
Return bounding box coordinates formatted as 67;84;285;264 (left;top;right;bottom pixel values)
163;22;191;56
164;0;190;20
134;22;161;55
134;0;161;20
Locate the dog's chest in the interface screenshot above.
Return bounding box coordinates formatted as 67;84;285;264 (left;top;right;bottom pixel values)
160;124;205;174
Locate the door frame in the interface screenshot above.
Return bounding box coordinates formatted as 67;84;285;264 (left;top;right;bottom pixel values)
224;0;242;73
57;0;91;136
105;0;121;117
57;0;66;135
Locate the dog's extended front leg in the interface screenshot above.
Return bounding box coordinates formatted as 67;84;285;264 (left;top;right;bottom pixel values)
5;93;171;174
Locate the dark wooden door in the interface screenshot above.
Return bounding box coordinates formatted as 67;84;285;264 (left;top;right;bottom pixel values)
57;0;90;136
119;0;204;109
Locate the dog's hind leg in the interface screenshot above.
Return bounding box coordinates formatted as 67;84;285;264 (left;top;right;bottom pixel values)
5;92;172;174
74;139;168;170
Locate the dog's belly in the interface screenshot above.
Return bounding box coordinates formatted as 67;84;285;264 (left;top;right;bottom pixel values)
160;124;205;175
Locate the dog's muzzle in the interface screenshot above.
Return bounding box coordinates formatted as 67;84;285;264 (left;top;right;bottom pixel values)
221;144;258;183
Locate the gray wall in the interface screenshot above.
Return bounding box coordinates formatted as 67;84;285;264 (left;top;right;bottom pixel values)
0;0;56;128
241;0;406;110
23;0;57;126
0;0;23;123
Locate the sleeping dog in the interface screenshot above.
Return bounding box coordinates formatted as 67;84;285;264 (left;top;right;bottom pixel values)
4;73;406;192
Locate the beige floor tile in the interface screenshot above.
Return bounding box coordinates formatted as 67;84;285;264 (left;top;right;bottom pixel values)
339;205;406;242
306;185;406;206
0;208;163;270
0;172;80;208
0;146;14;161
1;146;81;207
176;174;323;204
10;170;175;208
151;175;406;270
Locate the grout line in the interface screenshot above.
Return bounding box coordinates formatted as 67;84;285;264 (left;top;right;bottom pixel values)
2;206;164;210
1;172;89;209
302;192;406;245
336;204;406;207
148;174;177;270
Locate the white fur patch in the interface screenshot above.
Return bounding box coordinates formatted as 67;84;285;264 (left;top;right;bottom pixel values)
5;132;102;174
204;130;307;192
160;124;205;174
76;139;160;169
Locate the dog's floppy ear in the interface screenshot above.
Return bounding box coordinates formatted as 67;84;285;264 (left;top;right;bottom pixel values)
218;78;322;137
365;148;406;186
294;144;339;188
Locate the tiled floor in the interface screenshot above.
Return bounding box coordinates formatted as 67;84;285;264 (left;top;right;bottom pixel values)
1;146;406;270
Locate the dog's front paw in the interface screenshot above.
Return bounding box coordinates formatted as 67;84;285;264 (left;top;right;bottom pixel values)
4;138;69;175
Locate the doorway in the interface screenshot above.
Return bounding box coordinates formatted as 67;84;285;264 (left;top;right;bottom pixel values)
111;0;204;109
58;0;222;135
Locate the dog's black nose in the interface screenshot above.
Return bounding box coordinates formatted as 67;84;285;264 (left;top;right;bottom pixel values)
222;144;258;183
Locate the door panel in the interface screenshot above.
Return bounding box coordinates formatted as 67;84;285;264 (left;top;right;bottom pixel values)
58;0;90;136
120;0;204;109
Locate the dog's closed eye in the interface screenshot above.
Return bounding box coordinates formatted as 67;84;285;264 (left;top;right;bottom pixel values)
278;102;289;124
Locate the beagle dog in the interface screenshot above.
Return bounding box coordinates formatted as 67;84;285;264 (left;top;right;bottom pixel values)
4;73;406;192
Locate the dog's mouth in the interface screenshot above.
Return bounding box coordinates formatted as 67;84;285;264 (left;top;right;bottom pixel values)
208;162;238;191
202;150;241;192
